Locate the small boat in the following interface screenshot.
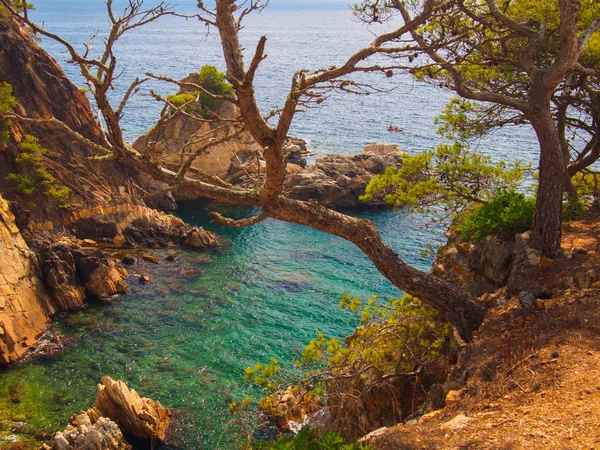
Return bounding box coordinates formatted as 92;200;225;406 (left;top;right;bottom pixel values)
387;125;404;132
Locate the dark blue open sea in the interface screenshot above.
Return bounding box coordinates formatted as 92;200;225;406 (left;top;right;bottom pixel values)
0;2;539;448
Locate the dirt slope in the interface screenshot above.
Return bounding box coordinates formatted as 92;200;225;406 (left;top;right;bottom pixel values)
365;216;600;449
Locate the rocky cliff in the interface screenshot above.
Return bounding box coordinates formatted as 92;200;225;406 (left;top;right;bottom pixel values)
0;18;172;228
0;19;219;365
0;195;53;365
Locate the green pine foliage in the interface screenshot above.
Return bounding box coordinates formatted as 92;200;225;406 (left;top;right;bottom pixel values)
5;135;70;204
0;1;35;23
457;191;535;241
0;82;17;146
196;64;232;111
251;427;372;450
245;294;449;399
165;65;232;118
361;142;527;219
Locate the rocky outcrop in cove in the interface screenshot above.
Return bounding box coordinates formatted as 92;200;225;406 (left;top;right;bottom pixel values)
36;238;127;307
48;415;130;450
284;151;404;209
87;376;171;443
46;377;170;449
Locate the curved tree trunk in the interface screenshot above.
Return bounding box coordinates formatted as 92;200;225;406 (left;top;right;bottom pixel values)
271;199;487;342
530;106;565;258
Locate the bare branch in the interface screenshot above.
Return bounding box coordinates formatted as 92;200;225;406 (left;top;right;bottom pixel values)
209;211;268;227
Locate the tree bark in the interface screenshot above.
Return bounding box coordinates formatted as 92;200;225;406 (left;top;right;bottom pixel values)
529;105;565;258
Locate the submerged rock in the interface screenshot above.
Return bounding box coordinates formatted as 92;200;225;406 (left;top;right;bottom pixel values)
183;228;217;248
87;376;171;442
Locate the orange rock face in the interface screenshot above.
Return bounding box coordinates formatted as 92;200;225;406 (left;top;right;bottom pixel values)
0;195;54;365
87;376;172;442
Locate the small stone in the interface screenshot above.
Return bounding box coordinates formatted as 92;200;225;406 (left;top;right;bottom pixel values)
165;254;176;261
526;248;541;266
81;239;98;247
574;269;593;289
519;291;537;316
562;275;575;289
138;274;151;283
445;389;462;407
551;351;560;358
419;409;443;423
441;414;476;430
538;256;554;267
142;255;160;264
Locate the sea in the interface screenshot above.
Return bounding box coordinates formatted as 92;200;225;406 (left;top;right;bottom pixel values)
0;1;540;448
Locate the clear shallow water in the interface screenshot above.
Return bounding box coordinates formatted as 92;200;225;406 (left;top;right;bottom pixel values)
0;205;443;449
1;2;540;449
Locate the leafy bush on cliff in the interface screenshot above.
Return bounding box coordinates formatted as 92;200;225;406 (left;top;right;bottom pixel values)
457;190;535;240
165;65;232;118
5;134;71;204
196;64;233;111
0;82;17;146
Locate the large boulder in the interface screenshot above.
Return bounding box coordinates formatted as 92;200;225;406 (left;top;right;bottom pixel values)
86;376;171;442
49;415;130;450
37;239;127;303
284;152;404;209
364;143;401;156
433;231;557;298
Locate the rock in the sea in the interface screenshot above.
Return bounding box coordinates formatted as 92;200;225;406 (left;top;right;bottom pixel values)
363;143;401;156
138;274;151;284
142;255;160;264
87;376;171;442
50;415;130;450
122;256;136;266
285;152;404;209
183;227;217;248
38;240;127;302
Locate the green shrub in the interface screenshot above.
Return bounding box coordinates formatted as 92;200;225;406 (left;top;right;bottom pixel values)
251;427;372;450
457;190;535;240
5;134;71;204
164;65;233;118
361;142;527;221
166;92;196;108
0;81;17;146
196;64;232;111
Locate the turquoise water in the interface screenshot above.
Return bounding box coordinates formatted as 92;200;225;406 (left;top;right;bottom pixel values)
0;204;443;449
